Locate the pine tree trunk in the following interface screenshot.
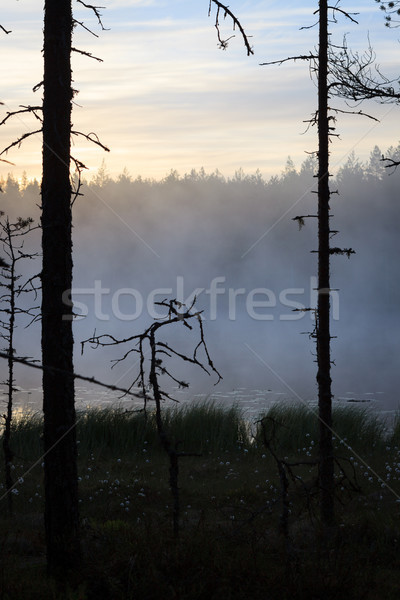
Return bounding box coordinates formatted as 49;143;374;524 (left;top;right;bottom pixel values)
3;229;15;515
317;0;335;527
41;0;81;576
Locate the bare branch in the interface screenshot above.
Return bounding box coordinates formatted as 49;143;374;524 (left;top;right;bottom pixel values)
208;0;254;56
73;18;99;37
260;53;317;67
330;106;380;121
157;340;212;378
329;38;400;103
383;157;400;170
0;24;11;35
375;0;400;27
83;298;221;536
0;130;42;157
330;247;356;258
300;20;319;31
0;351;142;398
0;105;43;127
328;5;359;24
71;130;110;152
70;157;88;206
71;47;103;62
32;81;44;93
0;158;15;166
82;298;222;399
76;0;108;31
293;215;318;230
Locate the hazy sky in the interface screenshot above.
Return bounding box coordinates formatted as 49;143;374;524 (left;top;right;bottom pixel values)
1;0;399;182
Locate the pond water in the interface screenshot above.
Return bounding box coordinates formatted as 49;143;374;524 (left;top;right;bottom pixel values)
1;384;396;429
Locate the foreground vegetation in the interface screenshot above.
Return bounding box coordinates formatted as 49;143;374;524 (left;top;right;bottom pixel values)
1;401;400;599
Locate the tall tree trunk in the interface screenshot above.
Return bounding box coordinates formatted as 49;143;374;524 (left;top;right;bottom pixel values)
317;0;335;527
41;0;81;576
3;224;16;516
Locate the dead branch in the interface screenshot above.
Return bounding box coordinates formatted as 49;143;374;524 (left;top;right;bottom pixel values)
329;247;355;258
330;106;379;121
258;416;318;543
73;18;99;38
329;38;400;103
20;105;44;122
333;455;362;500
328;5;359;24
0;106;43;128
71;47;103;62
82;299;222;393
260;53;317;67
71;130;110;152
0;130;42;157
383;157;400;170
375;0;400;27
0;216;41;514
0;351;143;399
208;0;253;55
76;0;108;31
32;81;44;93
70;157;88;206
82;298;221;536
293;215;318;230
0;24;11;35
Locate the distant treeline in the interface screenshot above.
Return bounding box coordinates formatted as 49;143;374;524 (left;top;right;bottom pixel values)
1;142;399;197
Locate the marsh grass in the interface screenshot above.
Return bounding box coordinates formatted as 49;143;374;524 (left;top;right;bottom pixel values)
7;410;43;461
6;401;252;461
1;401;400;599
254;401;388;455
162;400;250;453
391;411;400;446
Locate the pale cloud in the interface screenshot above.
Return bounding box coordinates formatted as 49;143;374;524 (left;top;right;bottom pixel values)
1;0;399;182
107;0;161;7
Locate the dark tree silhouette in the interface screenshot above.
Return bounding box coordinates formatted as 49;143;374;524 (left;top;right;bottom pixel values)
326;8;400;170
82;298;222;538
376;0;400;166
0;19;11;274
376;0;400;26
40;1;109;578
261;1;361;528
41;0;81;577
0;0;249;578
315;0;335;528
0;215;39;515
40;0;245;576
328;40;400;173
208;0;253;55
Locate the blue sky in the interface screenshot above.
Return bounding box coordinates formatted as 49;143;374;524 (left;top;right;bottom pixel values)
1;0;399;182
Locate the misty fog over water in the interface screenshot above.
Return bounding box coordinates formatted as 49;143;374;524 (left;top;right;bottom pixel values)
1;147;399;416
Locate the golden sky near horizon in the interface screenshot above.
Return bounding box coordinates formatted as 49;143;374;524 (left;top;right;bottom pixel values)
1;0;399;183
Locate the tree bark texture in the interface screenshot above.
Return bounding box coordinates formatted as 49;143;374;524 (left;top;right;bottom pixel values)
317;0;335;527
41;0;81;576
